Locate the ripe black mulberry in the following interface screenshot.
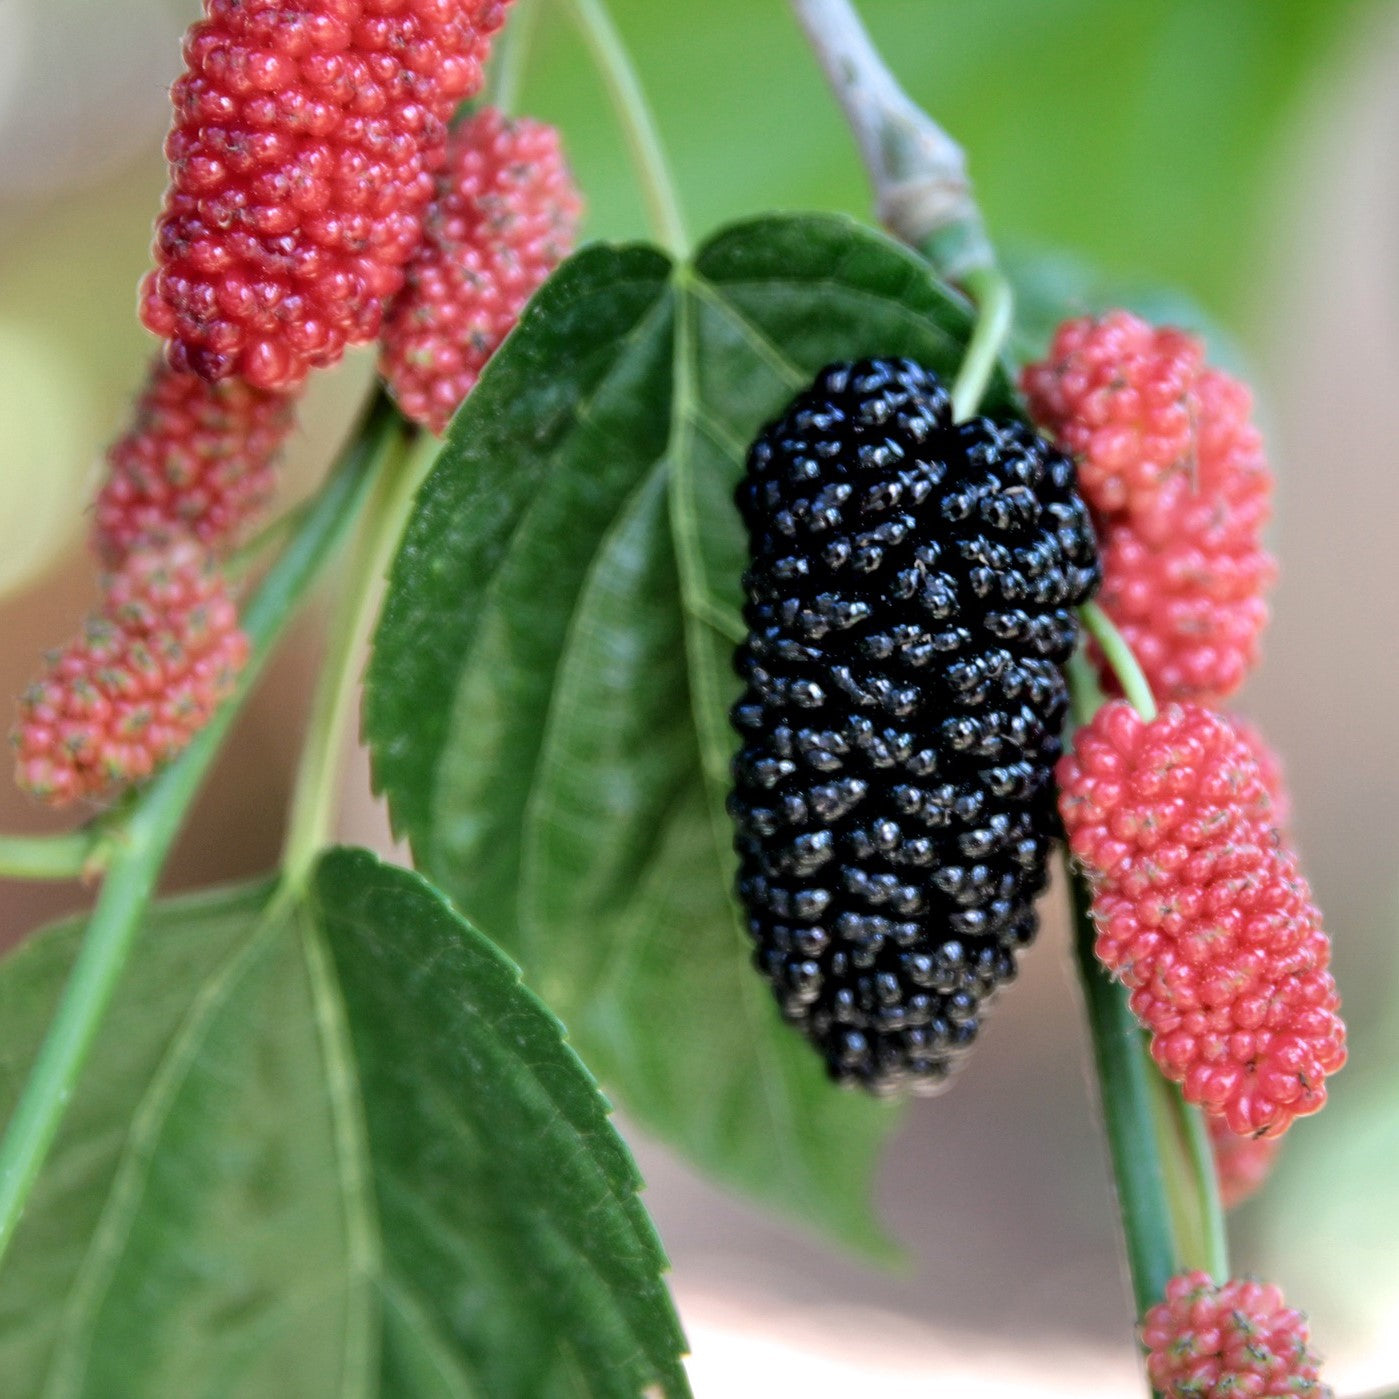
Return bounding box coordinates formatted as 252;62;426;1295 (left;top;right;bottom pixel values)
729;358;1099;1094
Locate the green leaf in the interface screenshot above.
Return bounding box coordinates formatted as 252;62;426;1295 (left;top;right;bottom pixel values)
0;852;688;1398
367;212;1019;1253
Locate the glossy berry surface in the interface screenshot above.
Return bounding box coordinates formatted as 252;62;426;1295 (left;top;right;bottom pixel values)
730;359;1100;1094
13;541;248;806
1059;701;1345;1136
93;359;298;567
380;106;582;435
140;0;511;390
1142;1271;1331;1398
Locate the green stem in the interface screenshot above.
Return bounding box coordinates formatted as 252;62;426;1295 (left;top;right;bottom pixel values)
566;0;689;253
281;414;419;887
1081;600;1158;721
487;0;539;115
950;264;1013;421
1172;1085;1230;1280
0;831;97;882
0;392;399;1265
225;498;313;583
1071;873;1180;1317
790;0;994;274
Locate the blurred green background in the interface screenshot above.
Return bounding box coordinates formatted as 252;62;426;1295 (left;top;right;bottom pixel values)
1;1;1396;1392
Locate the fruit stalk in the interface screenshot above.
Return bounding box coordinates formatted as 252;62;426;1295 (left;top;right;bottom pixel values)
280;423;421;887
0;830;98;882
567;0;687;253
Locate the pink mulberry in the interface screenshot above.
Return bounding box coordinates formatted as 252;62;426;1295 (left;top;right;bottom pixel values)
93;359;298;567
1058;701;1345;1137
379;106;582;434
13;541;249;806
140;0;513;390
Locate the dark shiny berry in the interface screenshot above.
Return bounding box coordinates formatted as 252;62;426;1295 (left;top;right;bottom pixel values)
729;358;1100;1096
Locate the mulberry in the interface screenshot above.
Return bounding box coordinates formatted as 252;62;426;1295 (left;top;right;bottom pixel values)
1025;314;1276;704
1096;373;1275;703
1229;712;1292;834
729;358;1100;1094
1020;310;1204;520
139;0;512;390
380;106;582;435
1141;1271;1331;1398
13;541;248;806
1058;701;1345;1136
93;359;298;567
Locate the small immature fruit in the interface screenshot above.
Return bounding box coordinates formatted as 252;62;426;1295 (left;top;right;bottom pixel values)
380;106;582;435
140;0;511;390
93;359;298;567
1096;368;1275;704
13;541;248;806
1141;1271;1331;1398
1209;1113;1282;1210
1058;701;1345;1136
730;359;1100;1095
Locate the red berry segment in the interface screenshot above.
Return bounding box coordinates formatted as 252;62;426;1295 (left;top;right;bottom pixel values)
140;0;512;390
1141;1271;1332;1398
1059;701;1345;1137
1229;712;1291;835
1208;1114;1282;1209
93;360;298;567
1020;310;1204;519
1023;314;1276;703
12;542;249;806
379;107;582;434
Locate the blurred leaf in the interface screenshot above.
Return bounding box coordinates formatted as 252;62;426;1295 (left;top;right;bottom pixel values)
367;213;1023;1254
0;851;688;1398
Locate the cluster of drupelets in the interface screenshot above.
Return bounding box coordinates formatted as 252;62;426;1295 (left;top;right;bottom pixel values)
1025;313;1339;1397
12;0;579;808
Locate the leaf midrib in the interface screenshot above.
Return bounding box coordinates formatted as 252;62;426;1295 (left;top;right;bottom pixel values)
40;913;286;1399
425;287;678;894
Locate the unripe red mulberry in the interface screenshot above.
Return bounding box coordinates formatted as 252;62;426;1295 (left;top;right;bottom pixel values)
1141;1271;1331;1398
1229;712;1292;834
93;359;298;567
1209;1113;1282;1209
1059;701;1345;1137
1025;316;1276;703
12;541;249;806
379;107;582;434
1096;369;1276;703
1020;311;1204;519
140;0;512;390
